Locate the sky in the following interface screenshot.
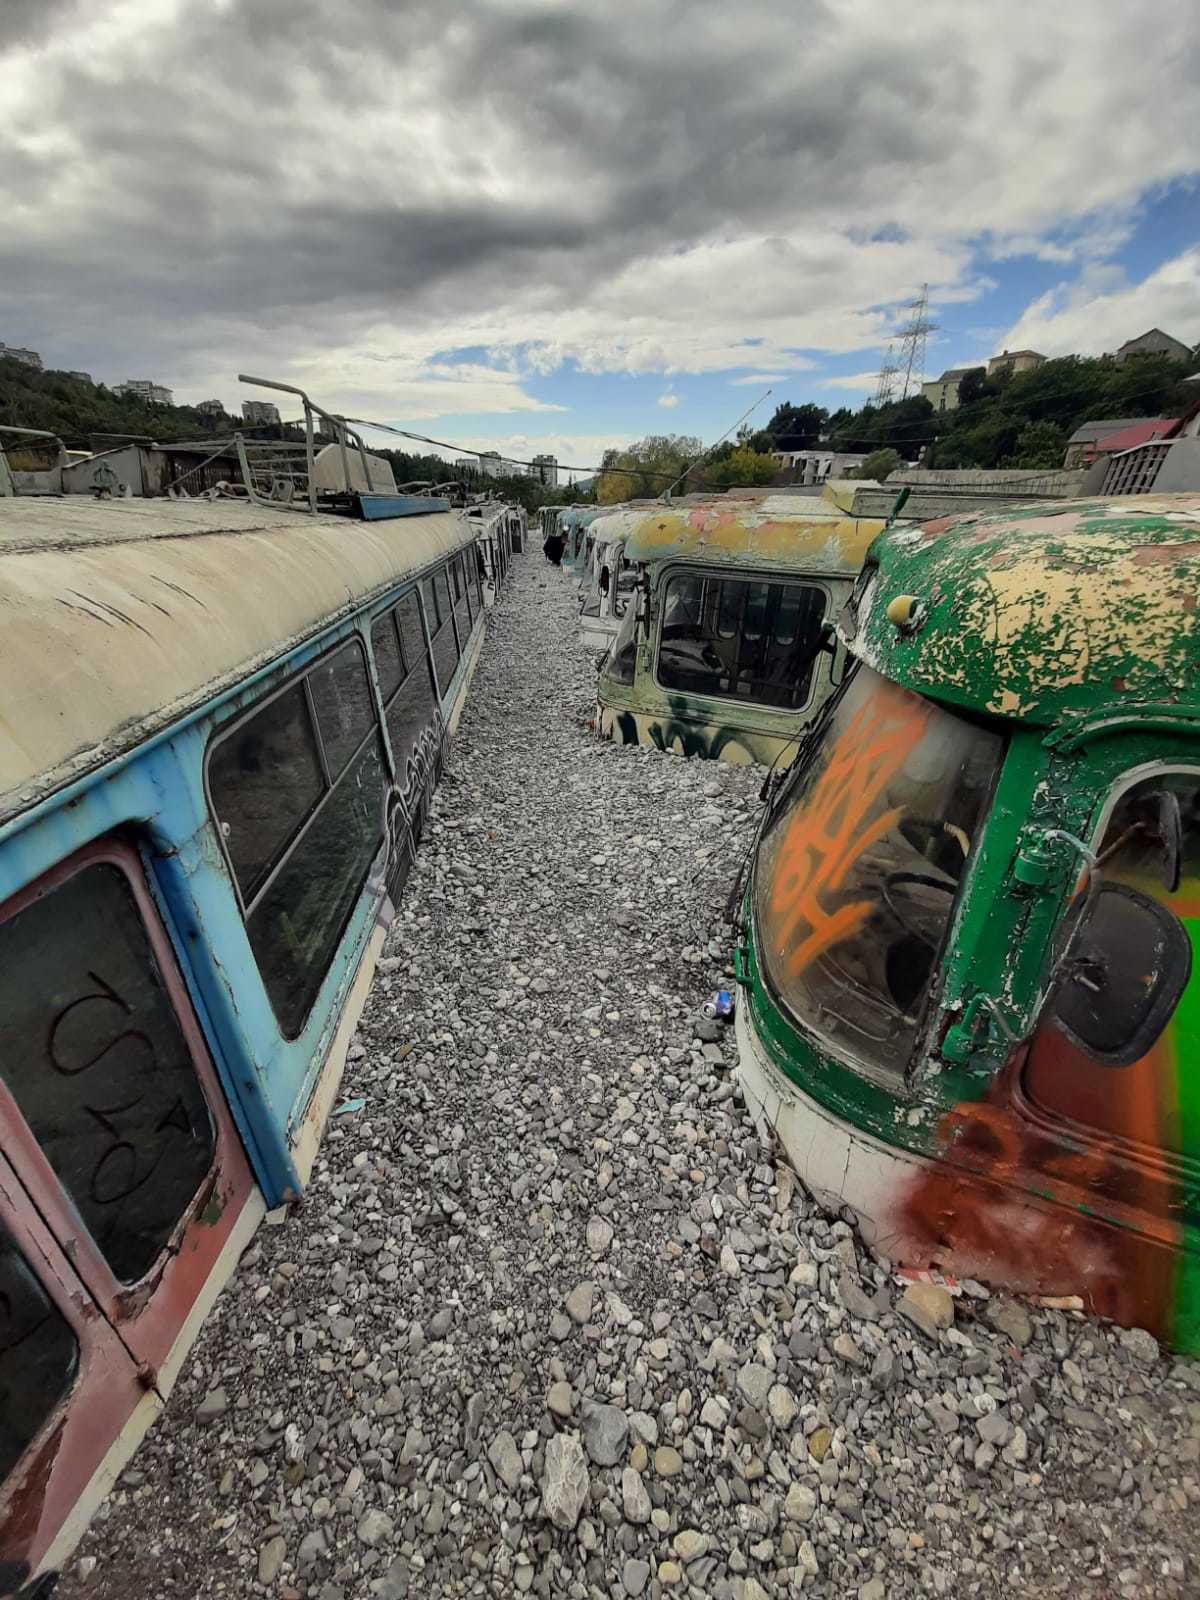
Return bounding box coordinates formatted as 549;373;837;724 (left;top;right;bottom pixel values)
1;0;1198;477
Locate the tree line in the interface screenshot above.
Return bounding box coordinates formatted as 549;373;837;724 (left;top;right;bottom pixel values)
594;349;1197;499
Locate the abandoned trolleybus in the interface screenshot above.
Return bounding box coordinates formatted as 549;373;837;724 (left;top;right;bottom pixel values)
0;490;486;1586
735;494;1200;1351
595;493;886;765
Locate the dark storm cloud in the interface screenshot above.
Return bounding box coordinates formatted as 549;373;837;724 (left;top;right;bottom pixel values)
0;0;1195;387
0;0;81;52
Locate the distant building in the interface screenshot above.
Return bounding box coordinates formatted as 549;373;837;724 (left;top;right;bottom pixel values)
920;366;981;412
478;450;503;479
773;448;869;486
530;453;559;487
454;456;480;477
1114;328;1195;364
241;400;281;425
65;370;93;385
0;342;43;370
195;398;225;417
116;379;174;405
1063;417;1171;468
986;348;1045;379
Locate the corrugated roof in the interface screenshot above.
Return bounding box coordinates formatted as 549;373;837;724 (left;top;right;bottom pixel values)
1067;418;1142;445
1092;418;1178;454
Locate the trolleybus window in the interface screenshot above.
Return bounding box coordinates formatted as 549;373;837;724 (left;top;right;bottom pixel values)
605;604;639;686
209;638;388;1038
0;861;217;1281
0;1222;79;1487
756;666;1003;1082
370;610;406;701
308;642;377;779
657;573;827;710
207;680;324;902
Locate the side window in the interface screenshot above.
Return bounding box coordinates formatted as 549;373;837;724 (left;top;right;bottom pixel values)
209;638;388;1038
0;1222;79;1485
370;610;406;701
421;575;441;633
0;861;217;1282
1024;772;1200;1158
426;562;461;694
657;572;827;710
604;603;639;687
207;681;323;901
307;642;377;778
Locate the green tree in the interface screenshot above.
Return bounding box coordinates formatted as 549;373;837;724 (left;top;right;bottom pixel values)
858;447;902;482
954;367;988;408
701;445;777;489
1002;420;1067;470
752;402;827;453
595;434;703;503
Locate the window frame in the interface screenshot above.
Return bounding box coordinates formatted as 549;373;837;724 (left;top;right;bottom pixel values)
652;563;832;715
205;633;389;1039
751;664;1008;1091
206;633;381;921
0;835;254;1350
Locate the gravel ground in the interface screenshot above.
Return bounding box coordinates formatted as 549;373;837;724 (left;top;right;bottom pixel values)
61;552;1200;1600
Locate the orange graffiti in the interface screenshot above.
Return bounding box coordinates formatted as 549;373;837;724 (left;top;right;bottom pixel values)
763;682;929;978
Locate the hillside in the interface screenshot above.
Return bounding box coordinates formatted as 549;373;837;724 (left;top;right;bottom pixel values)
0;355;243;445
754;351;1198;471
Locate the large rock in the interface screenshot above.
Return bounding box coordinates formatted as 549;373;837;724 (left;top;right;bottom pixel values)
581;1401;628;1466
621;1465;651;1524
542;1432;589;1530
899;1280;954;1337
488;1430;523;1491
736;1362;773;1411
564;1281;595;1325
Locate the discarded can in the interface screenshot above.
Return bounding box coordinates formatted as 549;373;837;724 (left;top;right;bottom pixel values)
702;990;735;1022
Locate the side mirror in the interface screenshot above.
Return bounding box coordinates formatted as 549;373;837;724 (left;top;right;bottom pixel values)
1049;883;1192;1067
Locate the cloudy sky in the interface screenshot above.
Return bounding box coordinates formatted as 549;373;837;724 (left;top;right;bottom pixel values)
2;0;1198;473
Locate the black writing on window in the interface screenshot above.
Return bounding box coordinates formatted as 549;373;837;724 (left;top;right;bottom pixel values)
656;573;827;710
0;863;217;1282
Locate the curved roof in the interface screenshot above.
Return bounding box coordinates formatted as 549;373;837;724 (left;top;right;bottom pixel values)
847;494;1200;726
620;495;885;575
0;496;474;826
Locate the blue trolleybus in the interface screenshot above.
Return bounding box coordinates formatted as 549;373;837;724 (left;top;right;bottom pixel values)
0;487;486;1588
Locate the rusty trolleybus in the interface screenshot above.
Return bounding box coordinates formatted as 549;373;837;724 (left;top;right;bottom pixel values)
0;488;485;1586
735;494;1200;1351
596;492;886;766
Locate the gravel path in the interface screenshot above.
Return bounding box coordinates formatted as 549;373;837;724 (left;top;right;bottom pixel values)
63;553;1198;1600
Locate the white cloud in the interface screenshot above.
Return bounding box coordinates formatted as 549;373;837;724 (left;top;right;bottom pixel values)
729;372;793;386
1002;248;1200;358
817;371;884;393
657;392;680;409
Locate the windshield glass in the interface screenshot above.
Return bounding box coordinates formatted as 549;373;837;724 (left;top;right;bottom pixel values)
755;665;1004;1082
603;600;639;684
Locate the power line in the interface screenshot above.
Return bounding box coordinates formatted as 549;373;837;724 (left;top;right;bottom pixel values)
310;365;1194;483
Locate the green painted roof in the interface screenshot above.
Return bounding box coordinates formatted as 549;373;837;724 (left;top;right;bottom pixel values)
847;494;1200;727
